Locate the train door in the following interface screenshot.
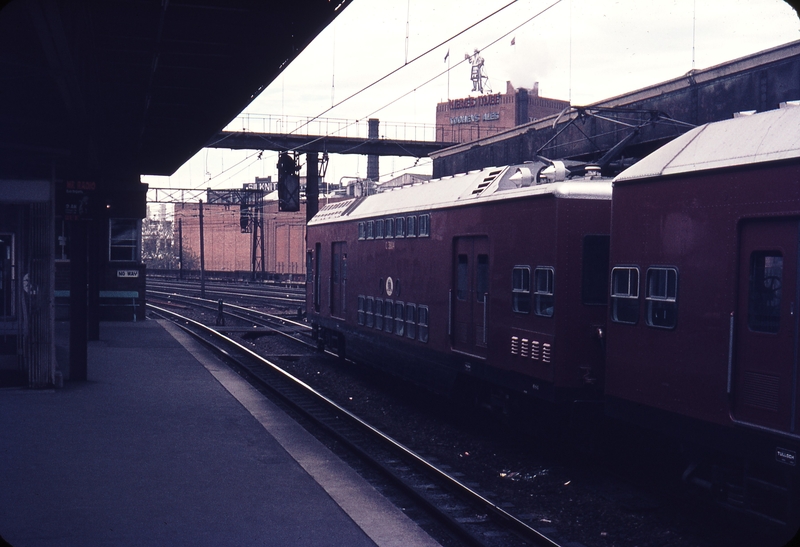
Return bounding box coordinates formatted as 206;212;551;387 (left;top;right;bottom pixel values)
732;218;799;433
452;236;489;357
330;241;347;319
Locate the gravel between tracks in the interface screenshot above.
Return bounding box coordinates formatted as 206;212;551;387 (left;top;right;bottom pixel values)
174;308;792;547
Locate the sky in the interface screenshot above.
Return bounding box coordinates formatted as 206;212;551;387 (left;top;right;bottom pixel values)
142;0;800;196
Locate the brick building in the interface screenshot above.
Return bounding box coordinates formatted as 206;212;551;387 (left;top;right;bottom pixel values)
436;81;570;144
174;199;307;279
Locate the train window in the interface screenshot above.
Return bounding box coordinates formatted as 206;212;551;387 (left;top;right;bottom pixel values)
366;296;375;328
109;219;138;261
534;267;555;317
477;255;489;303
375;219;384;239
358;222;366;240
646;267;678;329
406;303;416;339
512;266;531;313
419;214;430;237
375;299;384;330
406;216;417;237
357;295;365;325
394;301;405;336
396;217;405;238
611;267;640;324
384;299;394;332
385;218;394;238
748;252;783;333
582;235;610;305
457;255;469;300
366;220;374;239
418;306;429;343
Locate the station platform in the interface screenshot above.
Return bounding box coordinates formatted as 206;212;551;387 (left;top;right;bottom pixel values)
0;319;442;547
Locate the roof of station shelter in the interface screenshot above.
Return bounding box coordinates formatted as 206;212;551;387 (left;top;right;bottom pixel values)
0;0;350;182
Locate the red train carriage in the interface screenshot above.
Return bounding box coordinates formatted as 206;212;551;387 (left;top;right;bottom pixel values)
607;104;800;523
307;163;611;406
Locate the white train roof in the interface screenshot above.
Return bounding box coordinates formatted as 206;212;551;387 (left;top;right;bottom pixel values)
309;163;612;225
615;104;800;183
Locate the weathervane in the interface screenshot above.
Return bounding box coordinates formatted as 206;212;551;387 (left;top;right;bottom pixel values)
466;49;487;94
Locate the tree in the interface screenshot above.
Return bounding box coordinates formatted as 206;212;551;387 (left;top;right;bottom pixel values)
141;217;179;270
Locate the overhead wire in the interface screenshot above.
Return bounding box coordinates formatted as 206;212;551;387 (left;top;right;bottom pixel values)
288;0;521;136
285;0;564;169
202;0;563;186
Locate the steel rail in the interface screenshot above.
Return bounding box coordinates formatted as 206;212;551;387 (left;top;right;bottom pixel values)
148;303;565;547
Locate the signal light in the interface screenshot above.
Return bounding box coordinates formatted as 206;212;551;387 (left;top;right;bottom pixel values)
277;152;300;212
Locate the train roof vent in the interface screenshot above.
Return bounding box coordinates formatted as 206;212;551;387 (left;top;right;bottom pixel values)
470;169;503;196
312;199;356;221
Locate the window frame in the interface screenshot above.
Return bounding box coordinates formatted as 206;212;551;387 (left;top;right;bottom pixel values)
405;303;416;339
394;301;405;336
357;295;365;325
109;218;139;262
512;265;531;314
384;299;394;332
375;298;384;330
395;217;405;238
418;305;429;343
747;251;783;334
418;214;430;237
645;267;678;329
406;215;417;237
610;266;640;324
533;266;555;317
365;296;375;328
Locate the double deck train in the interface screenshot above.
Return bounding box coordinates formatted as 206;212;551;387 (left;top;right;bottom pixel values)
306;104;800;526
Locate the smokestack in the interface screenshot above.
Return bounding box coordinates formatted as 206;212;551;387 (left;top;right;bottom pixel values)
367;118;379;182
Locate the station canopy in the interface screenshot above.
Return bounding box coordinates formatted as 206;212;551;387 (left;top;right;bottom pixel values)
0;0;349;182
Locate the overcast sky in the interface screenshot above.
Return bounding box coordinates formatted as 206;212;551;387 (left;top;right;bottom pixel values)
142;0;800;194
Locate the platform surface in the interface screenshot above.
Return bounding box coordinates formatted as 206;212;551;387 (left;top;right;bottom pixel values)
0;319;441;547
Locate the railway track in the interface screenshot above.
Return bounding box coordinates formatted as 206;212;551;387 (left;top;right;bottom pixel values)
147;303;565;547
147;289;308;336
144;282;790;546
147;279;305;311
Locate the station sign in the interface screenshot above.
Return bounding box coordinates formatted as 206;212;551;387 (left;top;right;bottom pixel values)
59;179;97;221
117;270;139;278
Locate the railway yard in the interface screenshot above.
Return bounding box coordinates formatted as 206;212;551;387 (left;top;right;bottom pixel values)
146;279;795;547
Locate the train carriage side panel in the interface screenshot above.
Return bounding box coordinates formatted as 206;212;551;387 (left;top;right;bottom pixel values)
551;196;611;398
606;173;733;426
607;105;800;440
481;194;559;385
307;166;612;403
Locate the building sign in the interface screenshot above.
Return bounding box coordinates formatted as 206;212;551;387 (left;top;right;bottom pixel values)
448;93;502;110
450;112;501;125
